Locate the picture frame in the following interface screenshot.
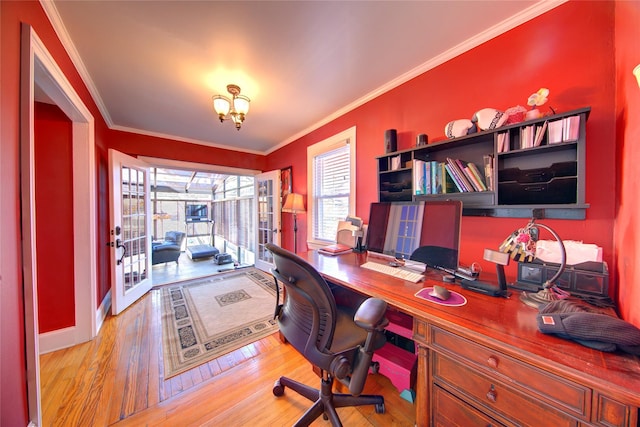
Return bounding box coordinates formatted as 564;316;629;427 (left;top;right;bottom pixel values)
281;166;292;203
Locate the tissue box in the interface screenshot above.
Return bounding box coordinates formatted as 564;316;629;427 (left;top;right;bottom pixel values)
513;260;609;298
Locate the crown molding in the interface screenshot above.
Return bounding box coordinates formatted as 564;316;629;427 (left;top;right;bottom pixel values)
110;124;266;156
270;0;567;154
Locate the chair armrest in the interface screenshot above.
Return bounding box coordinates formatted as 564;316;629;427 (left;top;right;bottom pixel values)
354;298;388;331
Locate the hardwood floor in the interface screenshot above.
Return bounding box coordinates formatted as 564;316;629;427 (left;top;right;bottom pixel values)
40;285;416;426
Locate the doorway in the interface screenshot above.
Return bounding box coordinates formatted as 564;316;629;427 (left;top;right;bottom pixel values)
140;158;259;286
21;24;98;424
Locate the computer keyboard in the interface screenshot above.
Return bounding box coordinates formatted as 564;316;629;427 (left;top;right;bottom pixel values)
360;261;424;283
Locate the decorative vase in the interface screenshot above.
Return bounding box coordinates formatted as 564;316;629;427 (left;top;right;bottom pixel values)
525;109;542;120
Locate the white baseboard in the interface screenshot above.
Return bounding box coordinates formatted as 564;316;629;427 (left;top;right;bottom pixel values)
39;291;111;355
39;326;77;354
96;289;112;333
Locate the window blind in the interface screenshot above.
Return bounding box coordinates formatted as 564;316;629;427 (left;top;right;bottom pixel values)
312;143;350;242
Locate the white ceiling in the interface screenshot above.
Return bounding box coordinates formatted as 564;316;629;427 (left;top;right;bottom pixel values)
44;0;556;155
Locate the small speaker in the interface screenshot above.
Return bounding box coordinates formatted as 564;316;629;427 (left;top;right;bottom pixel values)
417;133;428;146
385;129;397;153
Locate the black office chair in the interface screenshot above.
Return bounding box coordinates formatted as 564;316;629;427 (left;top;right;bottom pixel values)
265;243;388;427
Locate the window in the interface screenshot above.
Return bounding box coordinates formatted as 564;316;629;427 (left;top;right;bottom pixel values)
307;127;356;247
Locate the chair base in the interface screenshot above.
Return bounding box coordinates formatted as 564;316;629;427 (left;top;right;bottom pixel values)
273;375;385;427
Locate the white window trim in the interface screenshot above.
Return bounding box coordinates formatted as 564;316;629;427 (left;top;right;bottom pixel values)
306;126;356;249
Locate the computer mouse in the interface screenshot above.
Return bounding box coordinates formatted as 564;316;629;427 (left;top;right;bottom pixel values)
429;285;451;301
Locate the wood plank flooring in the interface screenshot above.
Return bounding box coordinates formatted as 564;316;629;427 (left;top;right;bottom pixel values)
40;285;416;426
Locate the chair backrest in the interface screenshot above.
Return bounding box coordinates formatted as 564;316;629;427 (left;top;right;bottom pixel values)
165;231;186;246
266;243;338;366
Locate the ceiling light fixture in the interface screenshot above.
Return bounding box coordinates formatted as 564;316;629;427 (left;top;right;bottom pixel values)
212;84;250;130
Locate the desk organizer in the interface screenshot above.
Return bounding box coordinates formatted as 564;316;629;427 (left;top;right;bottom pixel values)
511;260;609;298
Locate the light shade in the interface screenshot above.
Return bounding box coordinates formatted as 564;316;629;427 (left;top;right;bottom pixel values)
212;95;231;121
282;193;305;213
634;64;640;88
234;95;250;116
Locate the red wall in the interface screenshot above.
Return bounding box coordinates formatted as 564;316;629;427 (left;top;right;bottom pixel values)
35;103;76;332
614;2;640;326
267;2;621;302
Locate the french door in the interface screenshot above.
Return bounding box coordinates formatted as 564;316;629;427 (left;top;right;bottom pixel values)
254;170;281;271
108;149;153;314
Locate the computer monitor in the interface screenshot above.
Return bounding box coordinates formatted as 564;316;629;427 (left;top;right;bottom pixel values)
365;202;391;254
412;199;462;271
365;201;424;259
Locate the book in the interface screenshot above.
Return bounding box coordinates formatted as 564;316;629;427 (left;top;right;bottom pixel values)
430;161;438;194
466;162;487;191
547;120;563;144
318;243;353;256
497;132;510;153
444;163;464;192
433;162;443;194
520;125;534;149
563;115;580;141
447;158;474;192
483;154;494;191
441;162;457;193
413;159;425;195
533;121;548;147
424;161;432;195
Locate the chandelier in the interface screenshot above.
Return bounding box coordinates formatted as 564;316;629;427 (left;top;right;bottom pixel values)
212;84;250;130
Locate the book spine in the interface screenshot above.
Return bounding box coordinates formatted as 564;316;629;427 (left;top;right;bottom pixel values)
413;159;424;195
547;119;563;144
430;161;438;194
424;161;431;194
467;162;487;191
483;154;494;191
444;163;464;192
448;158;474;192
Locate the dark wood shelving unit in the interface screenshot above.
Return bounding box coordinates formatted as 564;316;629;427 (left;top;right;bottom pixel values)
376;107;591;219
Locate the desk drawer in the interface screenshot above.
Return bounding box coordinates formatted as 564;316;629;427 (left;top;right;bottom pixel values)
433;352;579;426
433;385;508;427
431;327;589;418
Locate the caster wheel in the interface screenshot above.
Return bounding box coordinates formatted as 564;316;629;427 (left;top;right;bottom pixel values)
272;379;285;397
375;403;385;414
371;361;380;374
322;414;328;421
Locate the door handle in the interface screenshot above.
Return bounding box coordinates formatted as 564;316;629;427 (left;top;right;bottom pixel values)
116;239;127;265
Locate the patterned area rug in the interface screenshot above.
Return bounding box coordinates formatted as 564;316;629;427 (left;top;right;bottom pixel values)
161;268;279;378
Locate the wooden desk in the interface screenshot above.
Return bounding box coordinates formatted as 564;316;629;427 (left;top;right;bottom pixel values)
300;250;640;427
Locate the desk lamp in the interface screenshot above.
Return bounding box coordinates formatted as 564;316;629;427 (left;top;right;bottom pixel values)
282;193;305;254
499;218;568;308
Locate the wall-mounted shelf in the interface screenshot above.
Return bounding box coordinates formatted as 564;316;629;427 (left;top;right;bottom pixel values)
376;107;591;219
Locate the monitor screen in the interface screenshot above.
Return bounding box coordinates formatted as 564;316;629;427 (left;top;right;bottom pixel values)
366;202;391;254
413;200;462;271
366;201;424;259
185;204;208;222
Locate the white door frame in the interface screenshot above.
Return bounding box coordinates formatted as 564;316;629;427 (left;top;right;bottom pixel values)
254;170;281;272
20;24;98;425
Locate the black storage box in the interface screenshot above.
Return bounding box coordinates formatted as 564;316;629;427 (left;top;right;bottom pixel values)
215;253;233;265
499;161;577;183
512;260;609;298
498;176;577;205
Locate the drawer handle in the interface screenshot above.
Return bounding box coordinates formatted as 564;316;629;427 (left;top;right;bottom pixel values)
487;355;498;369
486;384;497;403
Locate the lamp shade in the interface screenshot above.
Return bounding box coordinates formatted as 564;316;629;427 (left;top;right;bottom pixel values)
234;95;250;116
212;95;231;120
282;193;305;213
